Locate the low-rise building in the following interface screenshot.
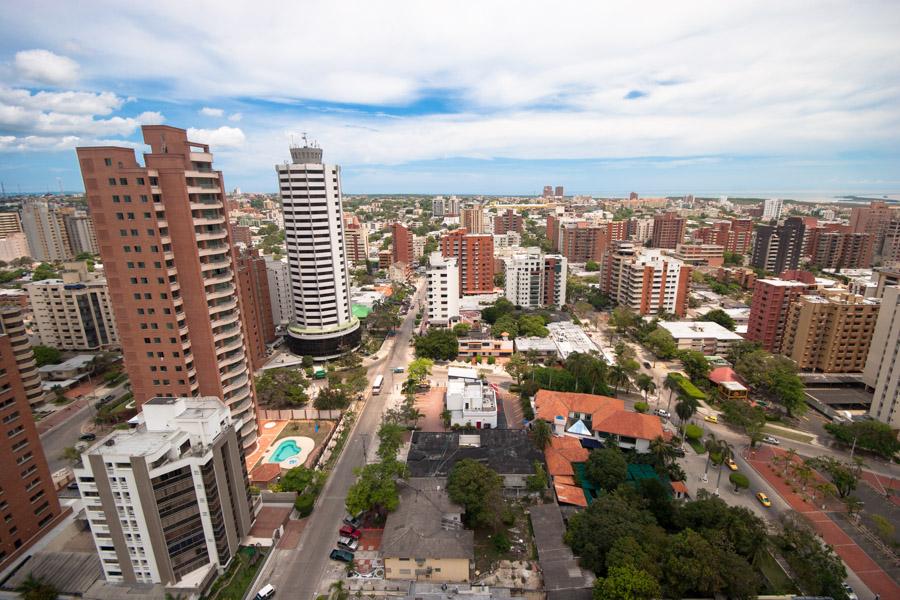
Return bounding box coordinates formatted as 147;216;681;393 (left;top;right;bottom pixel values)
659;321;744;355
456;332;513;360
673;243;725;267
446;377;498;429
513;336;558;358
547;322;599;359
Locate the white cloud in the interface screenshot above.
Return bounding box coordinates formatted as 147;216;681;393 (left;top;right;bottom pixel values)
0;88;123;115
228;112;242;122
137;111;165;125
186;126;245;148
199;107;224;117
14;49;79;86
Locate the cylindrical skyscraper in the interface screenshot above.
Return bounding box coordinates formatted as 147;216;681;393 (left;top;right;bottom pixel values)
277;141;360;357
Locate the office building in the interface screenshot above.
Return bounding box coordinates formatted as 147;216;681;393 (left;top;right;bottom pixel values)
24;261;119;351
62;208;99;255
75;397;253;589
343;212;369;266
762;198;783;221
235;247;276;370
673;244;725;267
807;231;875;270
77;125;258;449
651;212;686;249
781;291;879;372
20;199;72;261
460;207;485;234
426;252;459;326
600;243;691;316
264;254;293;327
493;208;523;234
865;286;900;427
504;248;567;308
0;306;45;407
440;229;494;295
276;141;361;358
745;278;811;352
391;222;414;266
0;306;62;572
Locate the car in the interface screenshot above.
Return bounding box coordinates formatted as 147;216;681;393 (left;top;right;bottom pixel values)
643;361;652;369
79;433;97;441
756;492;772;507
654;409;671;419
726;458;738;471
337;536;359;551
254;584;276;600
343;513;363;529
339;525;362;539
330;548;354;562
762;435;780;445
393;367;404;373
704;414;718;424
100;394;115;403
841;582;858;600
672;447;686;458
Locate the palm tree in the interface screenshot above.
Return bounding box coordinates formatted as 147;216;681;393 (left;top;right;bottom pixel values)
664;373;680;414
703;433;720;476
714;440;733;495
635;373;654;402
329;579;350;600
675;397;697;445
531;419;553;451
16;574;58;600
609;364;627;396
649;436;675;468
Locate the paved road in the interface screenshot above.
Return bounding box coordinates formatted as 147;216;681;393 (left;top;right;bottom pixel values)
248;278;425;600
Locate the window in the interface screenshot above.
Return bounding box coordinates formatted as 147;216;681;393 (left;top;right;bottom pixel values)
108;178;116;186
119;178;128;185
104;158;112;166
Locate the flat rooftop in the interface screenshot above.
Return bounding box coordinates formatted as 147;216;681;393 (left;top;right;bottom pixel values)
805;387;873;408
660;321;744;341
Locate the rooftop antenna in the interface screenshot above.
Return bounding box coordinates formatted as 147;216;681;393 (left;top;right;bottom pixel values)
301;132;309;146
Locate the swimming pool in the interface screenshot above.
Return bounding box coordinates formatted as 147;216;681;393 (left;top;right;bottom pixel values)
270;439;300;463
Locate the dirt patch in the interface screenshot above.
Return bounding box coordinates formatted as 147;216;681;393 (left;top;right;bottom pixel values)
416;388;446;432
476;560;542;590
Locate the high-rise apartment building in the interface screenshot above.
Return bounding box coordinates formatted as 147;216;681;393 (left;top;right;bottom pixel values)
696;219;753;254
431;196;460;218
673;244;725;267
865;286;900;427
651;212;686;249
20;199;72;261
542;186;553;198
276;142;360;357
555;186;564;198
745;278;810;352
558;220;627;263
75;396;253;589
493;208;523;234
600;243;691;316
781;291;879;372
77;125;258;449
264;254;293;327
230;224;252;247
62;208;99;255
343;212;369;266
439;229;494;295
0;233;30;262
0;212;23;237
762;198;783;221
391;222;414;266
750;217;805;274
426;252;460;326
0;306;63;573
235;247;276;370
25;261;119;351
504;248;568;308
849;201;898;253
0;306;45;408
460;207;485;234
807;231;875;269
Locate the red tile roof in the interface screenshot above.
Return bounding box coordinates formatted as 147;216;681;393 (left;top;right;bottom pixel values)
554;482;588;507
535;390;663;441
250;463;282;485
670;480;689;496
545;435;589;477
708;367;741;385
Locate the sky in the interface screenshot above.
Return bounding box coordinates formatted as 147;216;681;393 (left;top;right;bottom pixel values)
1;1;899;197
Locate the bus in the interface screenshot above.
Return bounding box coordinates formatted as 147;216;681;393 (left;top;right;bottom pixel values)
372;374;384;395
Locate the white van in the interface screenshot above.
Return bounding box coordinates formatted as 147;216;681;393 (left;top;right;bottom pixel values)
255;584;276;599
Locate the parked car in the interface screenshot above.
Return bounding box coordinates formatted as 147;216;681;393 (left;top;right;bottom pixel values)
643;361;652;369
841;582;858;600
79;433;97;441
343;513;363;529
756;492;772;508
726;458;738;471
393;367;405;373
654;409;671;419
330;548;354;562
762;435;780;445
672;446;686;458
339;525;362;539
337;536;359;551
254;584;276;600
704;414;718;424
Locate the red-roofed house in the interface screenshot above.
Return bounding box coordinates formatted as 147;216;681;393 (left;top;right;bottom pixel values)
707;367;749;402
534;390;664;453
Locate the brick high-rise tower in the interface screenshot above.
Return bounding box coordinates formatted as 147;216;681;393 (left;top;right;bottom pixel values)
76;126;259;449
651;212;686;249
440;228;494;295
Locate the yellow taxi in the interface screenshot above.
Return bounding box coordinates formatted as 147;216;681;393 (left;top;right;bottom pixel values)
756;492;772;507
726;458;738;471
704;414;718;424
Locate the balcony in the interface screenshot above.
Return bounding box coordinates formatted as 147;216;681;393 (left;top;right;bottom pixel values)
204;272;233;287
209;299;238;314
198;244;227;257
211;312;239;330
195;229;227;242
214;330;241;347
190;200;223;210
193;215;226;227
201;256;231;271
218;352;245;370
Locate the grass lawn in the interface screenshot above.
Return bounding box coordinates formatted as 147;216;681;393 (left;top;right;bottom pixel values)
276;420;334;448
204;546;266;600
762;424;815;444
755;549;797;594
687;439;707;454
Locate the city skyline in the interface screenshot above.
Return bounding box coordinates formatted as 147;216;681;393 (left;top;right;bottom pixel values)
1;2;899;195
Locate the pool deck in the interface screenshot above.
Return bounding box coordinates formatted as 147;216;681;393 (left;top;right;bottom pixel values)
247;420;289;469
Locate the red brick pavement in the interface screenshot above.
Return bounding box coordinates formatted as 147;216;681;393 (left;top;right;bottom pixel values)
249;505;292;538
357;528;383;552
278;519;307;550
37;397;90;434
747;446;899;598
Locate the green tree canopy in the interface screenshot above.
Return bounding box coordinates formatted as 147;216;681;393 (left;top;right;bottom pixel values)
254;367;308;407
644;327;677;359
700;308;737;331
481;298;515;324
31;262;59;281
345;459;407;515
32;345;61;367
517;314;549;337
592;565;660;600
492;314;519;338
407;357;434;384
15;574;58;600
824;421;900;460
414;329;459;360
313;386;351;410
377;422;406;461
452;322;471;337
585;447;628;492
447;459;504;529
585;260;600;272
678;350;710;384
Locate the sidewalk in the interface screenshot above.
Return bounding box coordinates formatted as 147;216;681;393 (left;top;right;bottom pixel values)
36;397;90;435
746;446;899;598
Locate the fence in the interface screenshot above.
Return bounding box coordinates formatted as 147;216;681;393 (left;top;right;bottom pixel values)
258;408;342;420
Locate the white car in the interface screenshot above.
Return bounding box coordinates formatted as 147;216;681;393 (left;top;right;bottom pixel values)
338;536;359;551
654;409;671;419
762;435;780;445
841;582;858;600
255;584;276;600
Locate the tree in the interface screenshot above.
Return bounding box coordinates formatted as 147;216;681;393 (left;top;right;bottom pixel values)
452;322;471;337
345;459;407;515
730;472;750;493
313;386;351;410
714;440;734;494
676;491;767;561
530;419;552;451
61;446;80;464
481;298;515;324
824;420;900;459
700;308;736;331
32;345;61;367
377;422;406;461
506;353;528;384
678;350;710;384
585;447;628;492
447;459;504;529
675;397;698;436
16;574;58;600
644;327;677;359
407;357;434;385
585;260;600;272
609;306;638;333
635;373;655;402
301;355;315;368
592;566;660;600
279;466;316;493
414;329;459;360
806;457;858;498
775;514;847;599
518;314;549;337
526;461;548;492
31;262;59;281
254;367;308;407
492;314;519;338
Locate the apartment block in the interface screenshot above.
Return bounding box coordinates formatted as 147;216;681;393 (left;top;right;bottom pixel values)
493;208;523;234
77;125;258;449
24;261;119;351
432;196;459;217
781;291;879;372
343;213;370;266
864;286;900;427
0;233;30;262
426;252;459;326
62;208;99;255
750;217;806;274
0;306;62;573
601;243;691;316
695;219;753;254
412;235;425;261
264;254;293;327
230;225;252;247
0;306;45;407
440;229;494;295
745;278;810;352
651;212;686;249
20;199;72;261
762;198;783;220
391;222;414;266
558;220;627;263
808;231;875;269
75;397;253;590
504;247;568;308
673;244;724;267
460;207;485;234
0;212;22;237
234;247;276;370
659;321;743;356
850;201;898;253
